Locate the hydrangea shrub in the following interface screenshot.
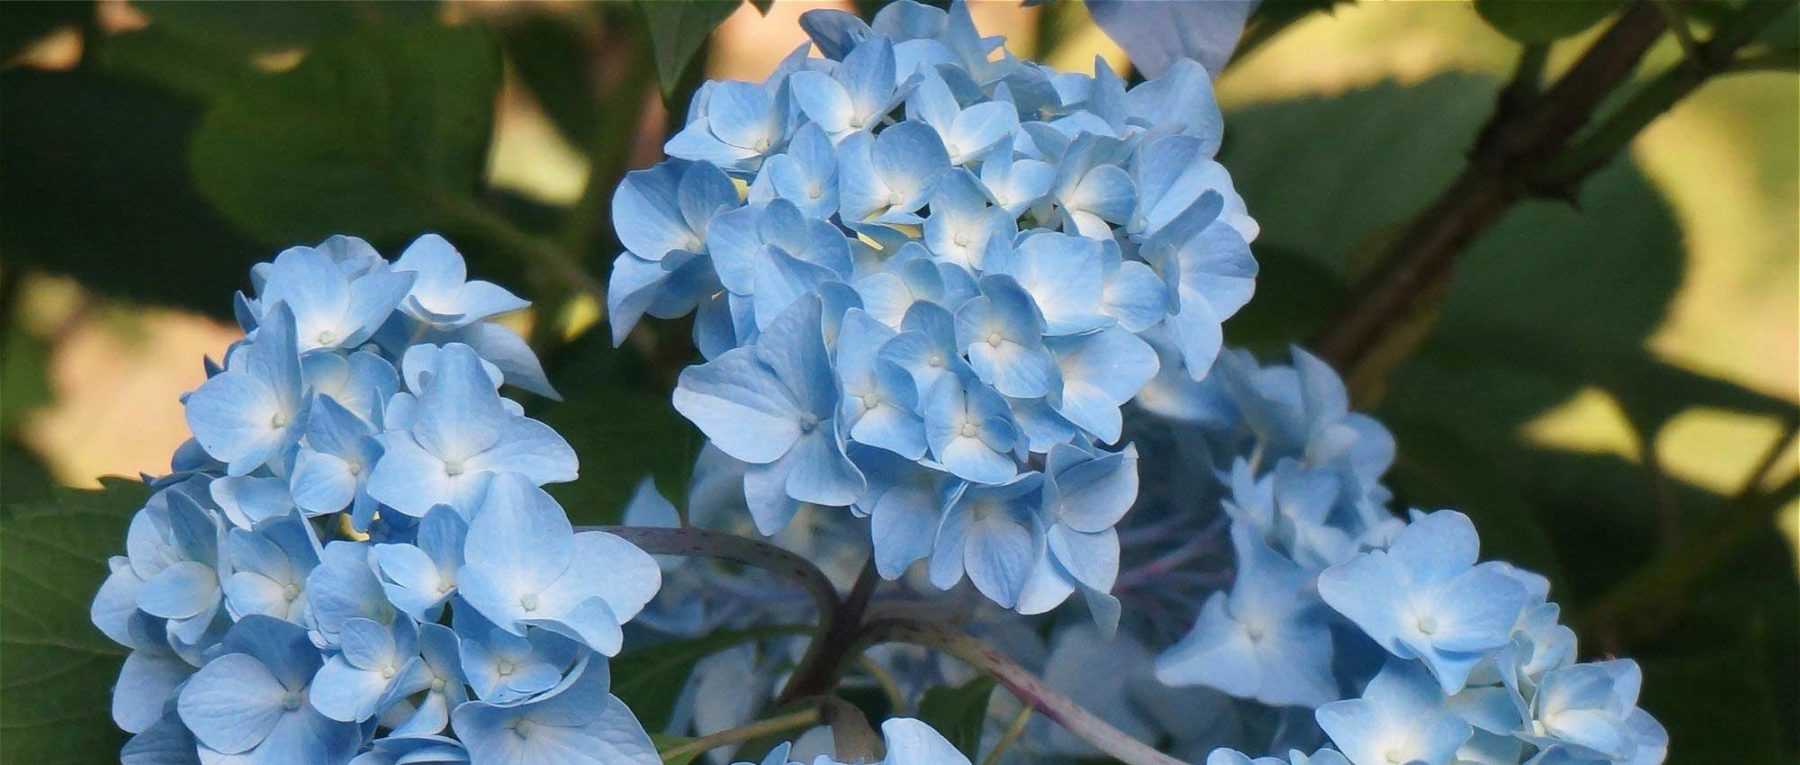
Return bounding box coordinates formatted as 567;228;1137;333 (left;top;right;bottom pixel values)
87;3;1667;764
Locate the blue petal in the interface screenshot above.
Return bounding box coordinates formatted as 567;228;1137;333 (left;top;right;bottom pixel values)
673;348;803;465
612;163;696;262
177;653;286;754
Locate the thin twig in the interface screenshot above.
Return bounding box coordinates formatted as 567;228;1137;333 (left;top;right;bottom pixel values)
857;655;909;714
658;707;822;762
982;705;1035;765
857;618;1187;765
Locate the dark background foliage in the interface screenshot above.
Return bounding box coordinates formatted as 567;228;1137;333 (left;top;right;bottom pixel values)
1;1;1794;762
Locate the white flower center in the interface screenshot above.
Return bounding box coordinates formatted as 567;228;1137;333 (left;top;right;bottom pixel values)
282;692;302;711
985;331;1003;347
1415;614;1438;636
444;460;465;477
316;330;337;346
807;185;823;200
496;661;516;677
798;414;820;433
282;583;300;602
959;421;979;438
380;665;395;679
270;411;289;429
519;593;539;613
927;354;945;368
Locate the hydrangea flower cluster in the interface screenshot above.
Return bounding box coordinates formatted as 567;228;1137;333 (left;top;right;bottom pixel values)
84;3;1674;764
1012;347;1668;765
89;235;668;764
610;0;1257;617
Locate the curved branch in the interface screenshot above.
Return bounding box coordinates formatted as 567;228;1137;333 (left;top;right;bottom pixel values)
1312;1;1669;376
778;556;880;704
856;618;1187;765
1314;0;1797;386
584;526;840;624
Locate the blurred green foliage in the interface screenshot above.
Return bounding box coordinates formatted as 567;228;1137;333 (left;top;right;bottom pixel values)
0;1;1794;762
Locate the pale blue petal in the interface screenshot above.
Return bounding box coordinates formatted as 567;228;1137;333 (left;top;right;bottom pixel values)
777;427;863;506
1046;443;1138;533
880;718;970;765
115;650;195;734
672;348;803;465
465;475;574;596
177;653;286;754
611;163;694;262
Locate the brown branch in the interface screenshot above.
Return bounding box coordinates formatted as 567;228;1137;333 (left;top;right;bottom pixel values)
777;557;881;704
1312;1;1669;374
856;617;1187;765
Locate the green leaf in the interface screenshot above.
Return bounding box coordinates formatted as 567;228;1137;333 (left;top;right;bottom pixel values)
639;0;740;100
0;478;152;764
1222;75;1500;282
1;325;52;434
1;68;264;316
136;1;437;57
89;25;258;102
1472;0;1622;44
915;677;996;758
610;624;808;732
189;23;502;246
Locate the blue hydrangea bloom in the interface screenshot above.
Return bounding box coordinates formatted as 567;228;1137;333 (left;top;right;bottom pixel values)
1207;748;1352;765
450;656;659;765
1314;659;1472;765
366;343;577;518
91;234;665;763
184;302;309;476
349;735;468;765
1318;511;1531;695
1156;523;1339;707
674;295;866;534
177;615;361;763
620;0;1263;615
457;474;660;656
